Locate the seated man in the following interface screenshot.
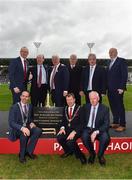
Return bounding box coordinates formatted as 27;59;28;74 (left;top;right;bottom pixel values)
57;93;86;164
8;91;42;163
81;91;110;166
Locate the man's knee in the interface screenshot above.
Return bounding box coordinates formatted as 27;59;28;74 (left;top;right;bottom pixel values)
32;127;42;136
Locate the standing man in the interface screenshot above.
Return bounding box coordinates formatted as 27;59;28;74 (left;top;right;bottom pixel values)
50;55;69;107
68;54;82;105
9;47;29;104
29;54;49;107
81;91;110;166
107;48;128;132
8;91;42;163
57;93;86;164
80;53;106;104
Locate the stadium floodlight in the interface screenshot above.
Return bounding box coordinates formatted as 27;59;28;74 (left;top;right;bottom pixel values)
87;42;95;53
33;42;42;56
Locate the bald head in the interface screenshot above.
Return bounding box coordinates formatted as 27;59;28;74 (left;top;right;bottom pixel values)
109;48;118;59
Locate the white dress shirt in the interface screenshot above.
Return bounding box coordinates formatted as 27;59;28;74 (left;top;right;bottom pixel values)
87;64;96;91
37;65;47;84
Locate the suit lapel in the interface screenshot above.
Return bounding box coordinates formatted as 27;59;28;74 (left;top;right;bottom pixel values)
95;104;101;127
18;57;24;74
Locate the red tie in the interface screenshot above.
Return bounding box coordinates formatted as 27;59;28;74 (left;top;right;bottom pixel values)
51;66;56;89
24;60;27;81
69;107;72;119
38;65;42;88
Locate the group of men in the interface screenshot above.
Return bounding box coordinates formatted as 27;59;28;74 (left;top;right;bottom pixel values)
8;46;128;164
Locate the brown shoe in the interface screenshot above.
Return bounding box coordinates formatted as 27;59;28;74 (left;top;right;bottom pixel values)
110;123;120;129
115;126;126;132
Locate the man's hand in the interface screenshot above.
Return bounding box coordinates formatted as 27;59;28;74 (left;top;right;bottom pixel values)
117;89;124;94
58;129;66;135
91;131;99;143
13;87;20;93
30;122;36;129
79;91;84;96
67;131;76;140
29;72;33;81
63;91;68;97
21;127;30;136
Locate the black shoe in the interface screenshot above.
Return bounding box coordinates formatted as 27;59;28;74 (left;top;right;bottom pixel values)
98;156;106;166
60;152;73;158
19;157;26;163
26;152;37;159
88;154;96;164
79;154;87;165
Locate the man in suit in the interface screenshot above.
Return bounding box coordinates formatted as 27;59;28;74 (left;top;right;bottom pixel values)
80;53;106;103
8;91;42;163
57;93;86;164
49;55;69;106
67;54;82;105
107;48;128;132
29;54;49;107
81;91;110;166
9;47;29;104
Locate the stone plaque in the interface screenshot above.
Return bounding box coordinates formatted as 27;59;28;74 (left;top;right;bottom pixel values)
33;107;63;136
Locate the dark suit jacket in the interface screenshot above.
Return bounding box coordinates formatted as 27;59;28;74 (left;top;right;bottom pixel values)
106;57;128;91
60;105;82;135
50;64;69;95
81;65;106;94
8;103;33;141
81;103;110;133
67;65;82;92
29;64;49;93
8;57;29;90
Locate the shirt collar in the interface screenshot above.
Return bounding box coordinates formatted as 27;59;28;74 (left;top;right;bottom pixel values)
92;103;99;109
20;102;27;107
69;103;76;109
20;56;26;61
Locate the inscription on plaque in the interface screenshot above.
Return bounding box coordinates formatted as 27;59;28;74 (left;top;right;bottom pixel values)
33;107;63;136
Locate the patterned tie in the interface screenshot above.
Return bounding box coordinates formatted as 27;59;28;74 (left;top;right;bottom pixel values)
24;105;28;116
69;107;72;119
51;66;57;89
91;107;96;129
24;60;27;81
38;65;42;88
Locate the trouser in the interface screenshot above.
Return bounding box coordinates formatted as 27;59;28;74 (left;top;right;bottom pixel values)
107;90;126;126
18;127;42;159
81;127;110;157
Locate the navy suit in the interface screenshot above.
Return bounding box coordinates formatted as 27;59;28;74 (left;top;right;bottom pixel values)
57;105;85;159
50;64;69;106
8;103;42;159
67;65;82;105
81;103;110;157
8;57;29;104
81;65;106;103
29;64;49;106
106;57;128;126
